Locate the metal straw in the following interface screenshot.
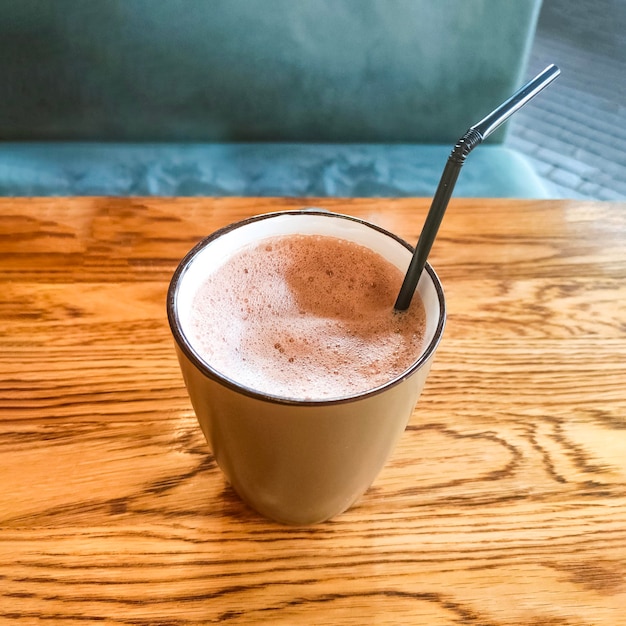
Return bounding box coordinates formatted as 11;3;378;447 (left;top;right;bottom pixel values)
394;64;561;311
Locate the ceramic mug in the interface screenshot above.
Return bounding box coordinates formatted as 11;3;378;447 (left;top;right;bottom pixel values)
167;210;446;525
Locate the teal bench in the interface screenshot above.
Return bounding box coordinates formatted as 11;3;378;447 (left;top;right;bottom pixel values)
0;0;548;198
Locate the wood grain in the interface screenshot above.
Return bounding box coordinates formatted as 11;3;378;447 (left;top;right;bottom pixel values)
1;197;625;625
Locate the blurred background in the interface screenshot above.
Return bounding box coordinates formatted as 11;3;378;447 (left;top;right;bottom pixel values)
507;0;626;200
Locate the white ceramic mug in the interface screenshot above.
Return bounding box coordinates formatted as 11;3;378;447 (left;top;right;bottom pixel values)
167;210;446;525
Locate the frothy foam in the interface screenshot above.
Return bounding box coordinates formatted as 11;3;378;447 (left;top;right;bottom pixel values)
189;234;426;399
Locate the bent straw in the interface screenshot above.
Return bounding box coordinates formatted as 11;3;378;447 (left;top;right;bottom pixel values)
394;64;561;311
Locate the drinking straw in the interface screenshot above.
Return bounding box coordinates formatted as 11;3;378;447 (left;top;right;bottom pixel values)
394;64;561;311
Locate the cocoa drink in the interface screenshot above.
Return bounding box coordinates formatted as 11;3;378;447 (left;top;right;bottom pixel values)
188;234;426;400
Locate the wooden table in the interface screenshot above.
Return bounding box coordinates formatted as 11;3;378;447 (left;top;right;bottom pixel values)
1;197;625;624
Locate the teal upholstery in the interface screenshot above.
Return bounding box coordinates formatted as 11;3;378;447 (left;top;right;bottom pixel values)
0;0;547;197
0;142;547;197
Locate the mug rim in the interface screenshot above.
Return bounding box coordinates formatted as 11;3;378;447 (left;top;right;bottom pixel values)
167;210;446;406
